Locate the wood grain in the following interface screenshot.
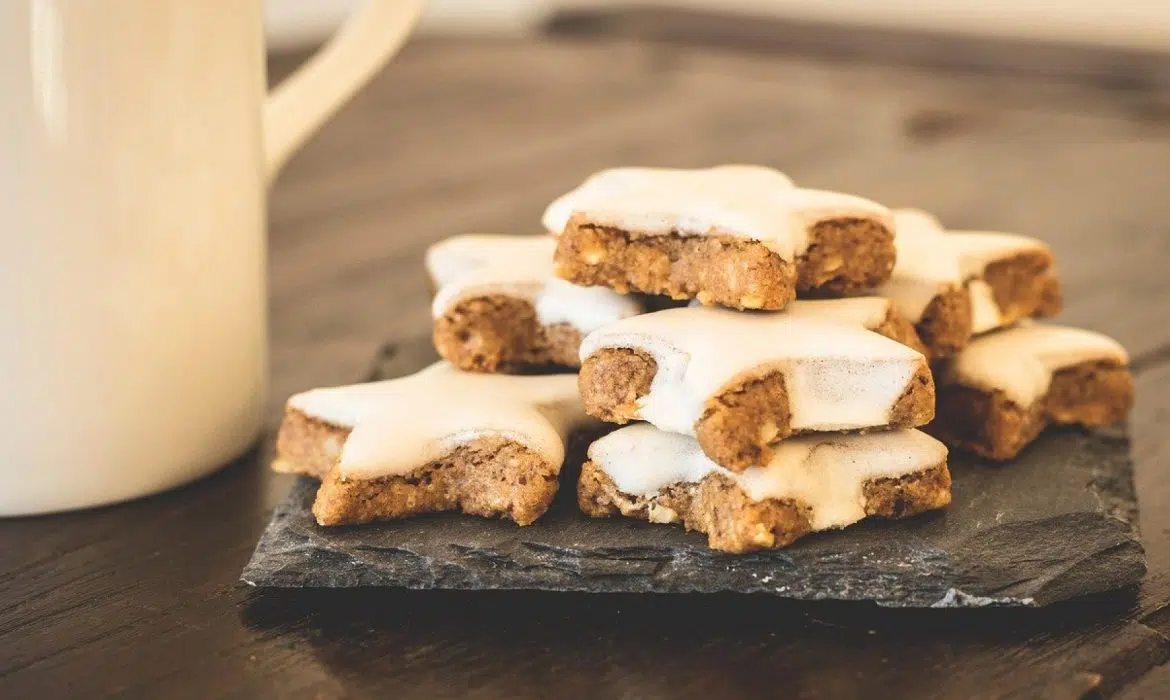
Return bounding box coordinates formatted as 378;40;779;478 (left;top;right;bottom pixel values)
3;28;1170;699
546;6;1170;91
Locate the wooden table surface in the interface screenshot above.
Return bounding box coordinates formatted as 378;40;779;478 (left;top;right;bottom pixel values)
5;24;1170;699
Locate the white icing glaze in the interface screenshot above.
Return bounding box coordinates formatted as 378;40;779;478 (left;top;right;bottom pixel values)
426;234;642;335
785;297;892;329
288;362;587;479
876;209;1049;323
541;165;892;260
688;296;894;329
967;279;1003;334
579;305;925;436
945;323;1129;407
590;424;948;530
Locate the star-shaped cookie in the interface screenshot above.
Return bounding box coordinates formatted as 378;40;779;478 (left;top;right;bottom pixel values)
930;322;1132;460
875;209;1061;356
579;424;951;553
543;165;897;310
577;298;933;471
427;234;643;372
273;362;594;526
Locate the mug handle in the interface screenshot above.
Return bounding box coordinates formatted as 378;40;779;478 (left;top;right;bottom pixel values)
263;0;425;184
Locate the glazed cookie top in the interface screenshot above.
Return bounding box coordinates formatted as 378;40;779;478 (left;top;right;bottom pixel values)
944;322;1129;407
541;165;892;260
579;303;926;436
876;209;1051;330
784;297;895;328
687;297;894;329
427;234;643;334
590;424;948;530
288;362;588;479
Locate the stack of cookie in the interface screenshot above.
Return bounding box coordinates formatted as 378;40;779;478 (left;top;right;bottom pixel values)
871;209;1133;461
542;166;951;551
271;231;630;527
270;164;1133;555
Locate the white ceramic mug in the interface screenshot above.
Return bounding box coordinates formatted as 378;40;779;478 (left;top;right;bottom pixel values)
0;0;424;516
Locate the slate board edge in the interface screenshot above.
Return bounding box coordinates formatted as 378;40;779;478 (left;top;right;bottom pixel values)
942;427;1145;607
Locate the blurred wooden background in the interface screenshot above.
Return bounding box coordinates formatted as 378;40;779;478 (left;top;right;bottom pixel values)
265;0;1170;52
4;6;1170;699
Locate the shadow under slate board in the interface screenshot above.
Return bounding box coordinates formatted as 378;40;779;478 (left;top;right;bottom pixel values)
242;337;1145;608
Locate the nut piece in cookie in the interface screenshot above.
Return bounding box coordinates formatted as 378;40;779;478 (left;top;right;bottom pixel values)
876;209;1062;357
929;323;1132;460
578;424;951;553
427;234;643;372
542;165;896;309
578;302;934;472
273;362;593;526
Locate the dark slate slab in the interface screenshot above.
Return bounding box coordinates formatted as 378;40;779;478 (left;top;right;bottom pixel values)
242;339;1145;608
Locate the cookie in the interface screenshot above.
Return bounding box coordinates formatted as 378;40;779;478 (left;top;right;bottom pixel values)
542;165;896;310
577;301;934;472
427;234;643;372
876;209;1062;357
929;323;1133;460
578;424;951;553
273;362;592;526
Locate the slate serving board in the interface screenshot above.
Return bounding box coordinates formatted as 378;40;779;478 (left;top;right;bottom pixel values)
242;339;1145;608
